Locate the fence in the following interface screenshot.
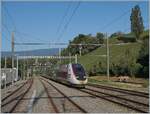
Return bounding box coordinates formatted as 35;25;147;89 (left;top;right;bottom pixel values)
1;68;18;88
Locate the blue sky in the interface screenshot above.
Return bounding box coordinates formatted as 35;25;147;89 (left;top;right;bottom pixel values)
1;1;149;51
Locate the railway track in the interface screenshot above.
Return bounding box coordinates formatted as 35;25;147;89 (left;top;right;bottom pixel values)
115;80;145;85
87;83;149;98
77;84;149;113
40;77;88;113
39;78;59;113
2;80;28;102
1;78;33;113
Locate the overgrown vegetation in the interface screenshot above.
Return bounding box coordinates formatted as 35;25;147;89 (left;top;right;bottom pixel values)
79;42;142;77
78;29;149;78
61;33;104;56
137;32;149;78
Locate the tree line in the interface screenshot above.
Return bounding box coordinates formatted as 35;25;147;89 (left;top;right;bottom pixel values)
61;33;105;56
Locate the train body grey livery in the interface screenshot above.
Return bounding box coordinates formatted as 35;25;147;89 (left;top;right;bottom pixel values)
45;63;88;87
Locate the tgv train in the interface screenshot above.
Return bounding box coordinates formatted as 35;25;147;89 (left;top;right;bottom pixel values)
44;63;88;87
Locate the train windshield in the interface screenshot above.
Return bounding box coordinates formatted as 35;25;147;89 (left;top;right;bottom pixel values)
72;64;86;77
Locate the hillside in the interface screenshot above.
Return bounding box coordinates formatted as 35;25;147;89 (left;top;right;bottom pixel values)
78;42;142;73
78;30;149;75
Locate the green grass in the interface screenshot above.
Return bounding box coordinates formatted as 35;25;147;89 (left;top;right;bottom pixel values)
78;42;142;72
141;80;149;87
88;78;149;89
88;78;133;88
140;29;149;39
104;36;122;44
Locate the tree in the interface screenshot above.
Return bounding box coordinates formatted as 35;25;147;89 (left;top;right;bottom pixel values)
130;5;144;40
110;31;124;38
96;32;104;44
137;37;149;78
61;33;100;56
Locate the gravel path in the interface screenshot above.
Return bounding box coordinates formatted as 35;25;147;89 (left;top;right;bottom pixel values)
1;79;27;100
41;78;86;113
1;79;31;113
42;77;138;113
86;85;149;105
3;76;145;113
89;82;149;93
13;76;53;113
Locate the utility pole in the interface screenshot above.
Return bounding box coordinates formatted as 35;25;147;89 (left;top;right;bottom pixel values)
4;56;7;68
106;33;110;81
16;56;18;80
21;62;23;80
23;57;25;80
59;48;61;63
26;58;28;79
11;32;15;85
79;44;82;56
12;32;15;68
35;58;38;76
75;54;78;63
69;53;71;63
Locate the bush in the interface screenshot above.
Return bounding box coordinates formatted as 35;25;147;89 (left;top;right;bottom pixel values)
117;36;136;43
137;37;149;78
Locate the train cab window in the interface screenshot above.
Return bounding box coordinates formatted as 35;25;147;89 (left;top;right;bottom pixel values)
72;64;86;76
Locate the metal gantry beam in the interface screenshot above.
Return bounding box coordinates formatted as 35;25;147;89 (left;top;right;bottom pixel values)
14;42;127;46
14;42;105;46
18;55;77;59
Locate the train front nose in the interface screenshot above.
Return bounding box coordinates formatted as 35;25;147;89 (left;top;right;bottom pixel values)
71;63;88;85
76;75;87;81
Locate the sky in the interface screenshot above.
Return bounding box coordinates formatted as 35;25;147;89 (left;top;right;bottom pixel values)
1;0;149;51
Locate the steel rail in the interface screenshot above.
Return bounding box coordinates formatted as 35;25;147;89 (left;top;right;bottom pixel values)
39;79;59;113
9;78;33;113
85;87;149;106
78;88;148;113
87;83;149;98
40;77;87;113
2;80;28;102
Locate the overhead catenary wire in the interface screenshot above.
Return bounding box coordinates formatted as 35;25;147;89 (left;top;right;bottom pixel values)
3;5;41;51
3;5;17;31
2;23;12;34
56;1;81;43
3;27;30;53
15;31;48;43
99;9;131;31
55;2;72;36
3;5;48;44
2;33;11;43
